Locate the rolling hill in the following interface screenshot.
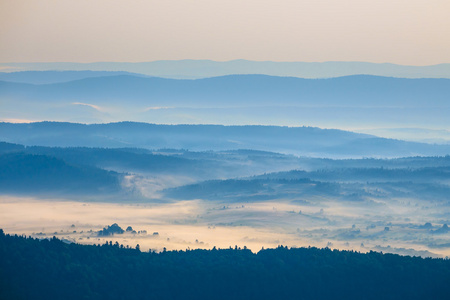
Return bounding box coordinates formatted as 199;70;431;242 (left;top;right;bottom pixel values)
1;122;450;157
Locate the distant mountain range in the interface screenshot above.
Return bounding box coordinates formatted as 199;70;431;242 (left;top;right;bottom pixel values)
1;122;450;158
1;74;449;107
1;74;449;129
1;60;450;79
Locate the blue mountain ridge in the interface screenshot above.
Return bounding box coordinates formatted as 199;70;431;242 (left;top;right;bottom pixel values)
1;74;449;108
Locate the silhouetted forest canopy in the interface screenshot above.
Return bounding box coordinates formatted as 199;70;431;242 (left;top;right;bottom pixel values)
1;229;449;300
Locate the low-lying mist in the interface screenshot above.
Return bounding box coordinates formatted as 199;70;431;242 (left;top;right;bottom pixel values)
1;141;450;258
1;194;448;258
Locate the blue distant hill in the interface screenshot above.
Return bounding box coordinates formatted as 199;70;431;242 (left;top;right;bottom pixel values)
1;74;449;107
1;74;449;130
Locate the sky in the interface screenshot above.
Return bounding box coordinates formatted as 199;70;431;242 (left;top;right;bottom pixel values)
1;0;449;65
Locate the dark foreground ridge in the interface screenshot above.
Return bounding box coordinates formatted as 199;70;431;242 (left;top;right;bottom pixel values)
1;230;449;300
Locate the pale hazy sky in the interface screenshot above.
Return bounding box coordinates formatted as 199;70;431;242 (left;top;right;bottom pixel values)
1;0;449;65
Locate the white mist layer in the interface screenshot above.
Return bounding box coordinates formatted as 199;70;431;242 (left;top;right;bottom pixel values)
1;196;448;258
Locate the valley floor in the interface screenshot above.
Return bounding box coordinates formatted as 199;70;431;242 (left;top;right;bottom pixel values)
1;195;449;258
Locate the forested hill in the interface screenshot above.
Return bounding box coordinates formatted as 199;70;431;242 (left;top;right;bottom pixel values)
1;230;449;300
0;152;121;195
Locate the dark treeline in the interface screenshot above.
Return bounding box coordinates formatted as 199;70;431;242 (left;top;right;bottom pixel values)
1;229;449;300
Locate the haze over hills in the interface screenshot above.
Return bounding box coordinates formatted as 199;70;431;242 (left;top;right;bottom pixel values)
1;60;450;79
1;74;449;132
2;74;449;106
2;122;450;158
2;64;450;258
2;0;450;296
2;138;450;258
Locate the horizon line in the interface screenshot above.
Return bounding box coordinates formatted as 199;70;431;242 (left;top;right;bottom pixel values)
1;59;449;68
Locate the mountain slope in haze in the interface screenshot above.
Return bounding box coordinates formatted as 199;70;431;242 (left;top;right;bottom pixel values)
1;60;450;79
0;141;317;187
0;152;120;195
1;122;450;158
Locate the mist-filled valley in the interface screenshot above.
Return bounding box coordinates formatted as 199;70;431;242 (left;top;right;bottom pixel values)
1;130;450;259
3;0;450;297
2;69;450;260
